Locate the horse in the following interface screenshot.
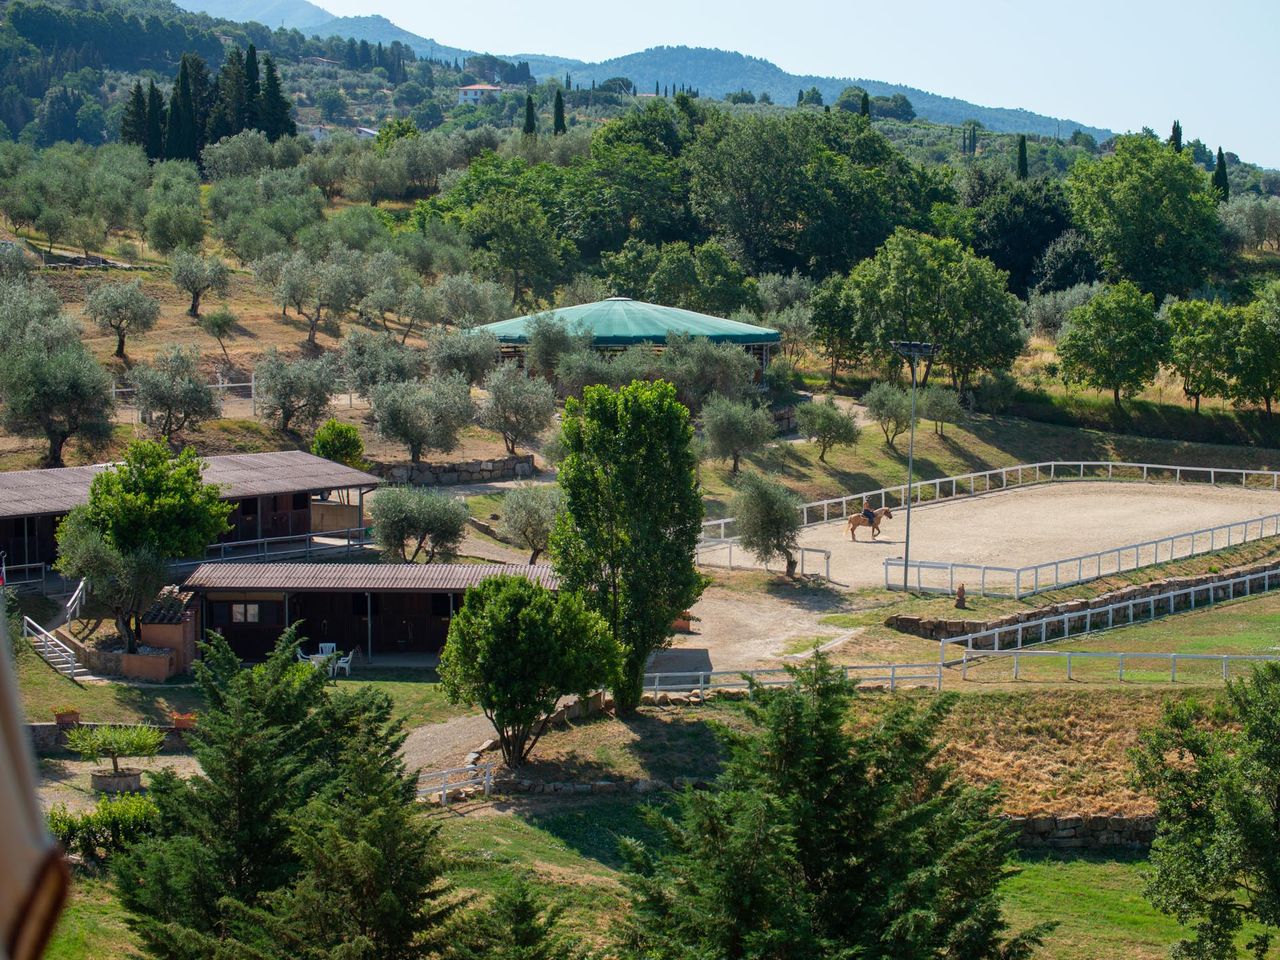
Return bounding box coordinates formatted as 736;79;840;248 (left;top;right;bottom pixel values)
847;506;894;541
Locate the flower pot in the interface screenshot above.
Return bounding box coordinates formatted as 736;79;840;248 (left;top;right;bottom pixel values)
671;611;695;633
90;767;143;794
171;713;197;730
53;710;80;726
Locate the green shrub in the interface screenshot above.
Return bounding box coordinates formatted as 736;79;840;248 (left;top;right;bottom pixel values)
66;724;166;775
47;794;159;861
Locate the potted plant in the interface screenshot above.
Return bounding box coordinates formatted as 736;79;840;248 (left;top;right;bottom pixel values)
52;705;81;726
170;711;197;730
66;724;166;794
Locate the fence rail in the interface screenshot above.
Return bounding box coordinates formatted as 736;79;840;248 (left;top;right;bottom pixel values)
701;460;1280;541
939;567;1280;656
642;662;943;693
694;539;832;581
887;511;1280;598
417;763;495;806
960;647;1280;683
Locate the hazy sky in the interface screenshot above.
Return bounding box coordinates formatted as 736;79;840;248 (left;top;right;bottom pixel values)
319;0;1279;167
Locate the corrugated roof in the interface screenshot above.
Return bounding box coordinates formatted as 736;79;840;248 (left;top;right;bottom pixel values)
184;562;558;593
141;588;194;624
478;297;781;347
0;450;378;520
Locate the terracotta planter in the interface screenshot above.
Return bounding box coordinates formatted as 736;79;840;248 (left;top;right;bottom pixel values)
171;713;197;730
671;611;695;633
90;767;143;794
53;710;80;726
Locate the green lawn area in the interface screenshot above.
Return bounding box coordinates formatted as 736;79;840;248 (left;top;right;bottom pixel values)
961;591;1280;685
17;639;470;728
46;873;137;960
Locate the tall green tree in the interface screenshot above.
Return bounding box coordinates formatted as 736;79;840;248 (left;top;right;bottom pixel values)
860;90;870;116
551;380;705;713
1058;280;1167;410
522;94;536;136
120;81;147;148
1231;282;1280;417
255;55;295;141
144;80;166;161
1213;146;1230;201
1067;134;1220;301
553;89;566;135
1134;663;1280;960
620;654;1047;960
1016;134;1028;180
440;575;619;766
244;43;261;129
1169;119;1183;152
163;56;199;163
1166;299;1234;413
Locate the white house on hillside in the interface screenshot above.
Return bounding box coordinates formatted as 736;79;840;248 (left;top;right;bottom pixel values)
457;83;501;105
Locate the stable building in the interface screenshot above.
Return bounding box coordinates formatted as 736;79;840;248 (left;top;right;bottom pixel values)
0;451;379;586
477;297;781;375
183;562;558;662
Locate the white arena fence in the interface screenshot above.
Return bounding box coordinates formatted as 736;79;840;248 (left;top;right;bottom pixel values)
694;539;832;581
959;648;1280;683
701;460;1280;541
642;662;943;694
887;511;1280;598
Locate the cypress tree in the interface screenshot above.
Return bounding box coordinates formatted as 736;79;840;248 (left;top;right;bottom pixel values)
654;80;659;96
256;55;295;141
663;84;668;97
244;44;261;129
522;93;536;135
797;88;803;106
859;91;870;116
1213;147;1230;201
143;80;166;161
120;81;146;147
1169;119;1183;153
552;89;566;135
565;71;571;89
206;47;247;145
1016;134;1028;180
163;56;198;162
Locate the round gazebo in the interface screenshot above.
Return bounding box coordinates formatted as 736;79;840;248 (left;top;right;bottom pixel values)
477;297;781;372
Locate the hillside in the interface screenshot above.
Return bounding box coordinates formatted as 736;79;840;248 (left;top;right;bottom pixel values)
175;0;333;29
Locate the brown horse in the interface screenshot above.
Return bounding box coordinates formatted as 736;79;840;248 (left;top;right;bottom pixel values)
847;506;894;541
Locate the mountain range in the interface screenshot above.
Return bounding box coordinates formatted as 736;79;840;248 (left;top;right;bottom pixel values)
174;0;1112;141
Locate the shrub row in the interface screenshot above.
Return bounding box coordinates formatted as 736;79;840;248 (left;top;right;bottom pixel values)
47;793;159;862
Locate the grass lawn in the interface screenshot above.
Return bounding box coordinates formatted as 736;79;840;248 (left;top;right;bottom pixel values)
331;667;473;728
45;872;138;960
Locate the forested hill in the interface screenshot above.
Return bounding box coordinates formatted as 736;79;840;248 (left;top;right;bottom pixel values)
171;0;1110;140
518;47;1113;142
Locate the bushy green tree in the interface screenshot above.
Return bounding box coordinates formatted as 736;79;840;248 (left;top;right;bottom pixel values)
254;349;334;433
920;385;964;437
732;471;802;577
310;418;366;469
440;575;618;766
341;329;423;400
620;654;1047;960
1058;281;1167;410
424;328;498;385
130;345;221;441
85;279;160;358
551;380;704;712
1232;283;1280;418
795;397;859;462
862;382;913;448
1166;299;1234;413
1134;663;1280;959
369;486;468;563
479;362;556;455
702;395;775;474
498;484;561;564
170;250;230;318
372;374;474;463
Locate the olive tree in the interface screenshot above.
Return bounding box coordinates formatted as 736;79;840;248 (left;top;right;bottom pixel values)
85;279;160;358
920;386;964;437
130;346;221;441
440;575;619;767
198;308;238;365
170;250;230;318
424;328;498;385
369;486;467;563
795;397;859;462
498;484;561;563
254;349;334;433
479;362;556;455
862;382;913;449
372;373;473;463
732;471;802;577
702;395;775;474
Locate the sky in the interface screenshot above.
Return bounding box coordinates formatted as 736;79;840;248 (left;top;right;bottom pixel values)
318;0;1280;168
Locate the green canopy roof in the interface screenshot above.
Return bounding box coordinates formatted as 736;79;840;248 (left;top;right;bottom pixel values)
478;298;780;347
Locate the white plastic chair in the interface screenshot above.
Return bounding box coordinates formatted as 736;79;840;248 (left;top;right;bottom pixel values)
332;650;354;677
318;642;337;657
295;648;310;663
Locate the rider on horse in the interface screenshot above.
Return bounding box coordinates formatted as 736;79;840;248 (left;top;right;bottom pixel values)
861;499;874;524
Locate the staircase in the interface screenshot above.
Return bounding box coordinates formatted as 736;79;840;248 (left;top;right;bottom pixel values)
23;615;91;681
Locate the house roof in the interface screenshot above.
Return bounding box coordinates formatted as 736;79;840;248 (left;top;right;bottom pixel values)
141;588;195;625
184;562;558;593
459;83;501;91
0;450;378;520
477;297;781;347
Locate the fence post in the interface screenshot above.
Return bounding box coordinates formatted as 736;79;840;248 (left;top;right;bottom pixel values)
1066;652;1072;681
1222;658;1229;680
1119;654;1125;682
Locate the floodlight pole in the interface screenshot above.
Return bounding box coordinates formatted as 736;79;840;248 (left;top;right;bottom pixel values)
892;341;935;593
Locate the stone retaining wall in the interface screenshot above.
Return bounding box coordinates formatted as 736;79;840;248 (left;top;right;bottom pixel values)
886;555;1280;644
26;722;188;755
375;455;534;486
1011;813;1155;850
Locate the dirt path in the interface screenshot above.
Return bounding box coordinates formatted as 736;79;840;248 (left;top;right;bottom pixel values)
400;712;494;772
703;481;1280;591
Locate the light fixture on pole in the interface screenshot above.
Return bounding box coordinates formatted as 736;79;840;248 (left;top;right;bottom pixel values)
891;340;936;593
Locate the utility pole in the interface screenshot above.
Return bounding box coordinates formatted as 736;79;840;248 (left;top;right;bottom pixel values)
892;340;936;592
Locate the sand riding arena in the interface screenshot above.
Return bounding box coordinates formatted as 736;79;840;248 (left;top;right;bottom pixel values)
697;464;1280;593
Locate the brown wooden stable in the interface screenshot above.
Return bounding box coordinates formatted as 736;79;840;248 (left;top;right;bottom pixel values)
185;562;558;663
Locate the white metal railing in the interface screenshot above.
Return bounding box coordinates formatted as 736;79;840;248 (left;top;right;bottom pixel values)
887;510;1280;598
938;567;1280;656
64;578;88;622
169;526;374;574
702;460;1280;540
417;763;495;806
694;539;833;581
22;615;80;679
960;647;1280;682
642;662;943;693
